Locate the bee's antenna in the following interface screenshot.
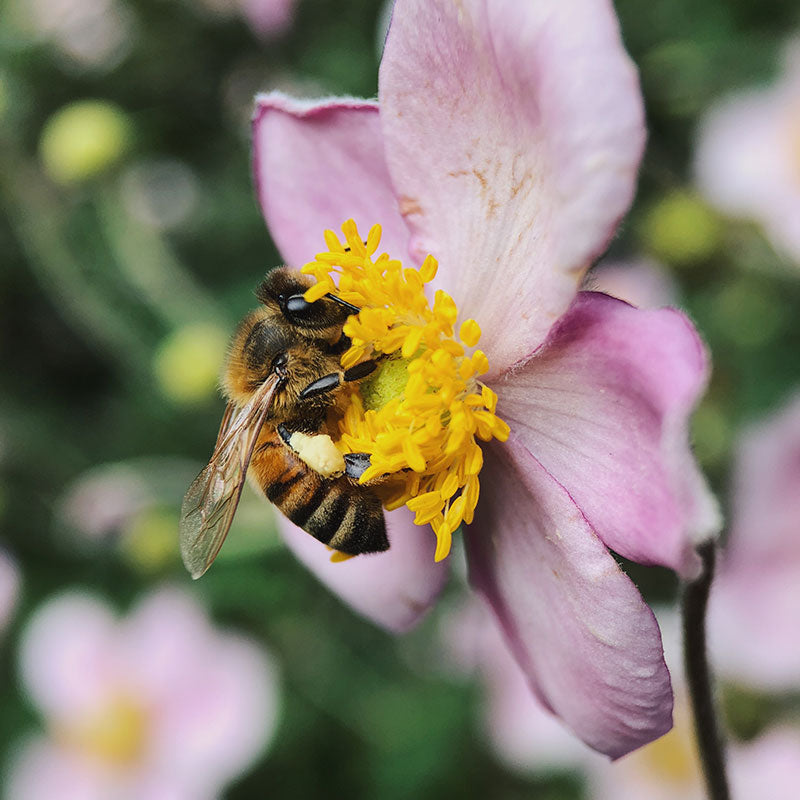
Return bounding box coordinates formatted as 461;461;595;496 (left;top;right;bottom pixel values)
326;294;361;313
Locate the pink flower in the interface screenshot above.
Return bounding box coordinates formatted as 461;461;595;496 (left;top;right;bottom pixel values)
251;0;719;757
695;39;800;264
6;587;279;800
710;393;800;689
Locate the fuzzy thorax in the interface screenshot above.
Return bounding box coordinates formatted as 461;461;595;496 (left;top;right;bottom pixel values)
303;220;509;562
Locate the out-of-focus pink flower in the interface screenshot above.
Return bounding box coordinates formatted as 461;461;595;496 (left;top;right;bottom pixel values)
197;0;295;38
6;587;279;800
590;715;800;800
238;0;295;37
710;393;800;689
251;0;720;758
24;0;136;71
695;40;800;263
0;550;21;636
588;258;679;309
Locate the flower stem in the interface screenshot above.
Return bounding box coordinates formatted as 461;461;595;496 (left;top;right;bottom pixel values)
682;541;730;800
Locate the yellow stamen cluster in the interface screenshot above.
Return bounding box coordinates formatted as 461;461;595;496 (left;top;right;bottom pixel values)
303;220;510;562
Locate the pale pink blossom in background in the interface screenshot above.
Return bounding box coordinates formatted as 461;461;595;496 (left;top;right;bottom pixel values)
5;587;279;800
196;0;296;37
56;458;197;542
0;550;21;637
588;258;679;309
710;392;800;689
695;39;800;263
590;718;800;800
251;0;721;758
238;0;295;37
19;0;136;71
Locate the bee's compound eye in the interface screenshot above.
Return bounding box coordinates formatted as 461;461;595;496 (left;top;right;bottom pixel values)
271;351;289;373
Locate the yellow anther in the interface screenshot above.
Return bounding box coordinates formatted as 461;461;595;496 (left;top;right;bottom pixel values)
303;280;332;303
459;319;482;348
419;254;438;283
481;384;498;414
434;526;452;562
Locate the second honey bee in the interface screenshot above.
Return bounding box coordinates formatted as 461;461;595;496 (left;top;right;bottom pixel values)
179;267;387;579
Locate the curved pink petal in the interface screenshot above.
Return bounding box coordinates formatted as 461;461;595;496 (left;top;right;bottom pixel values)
379;0;645;372
465;438;673;759
278;507;448;632
495;292;719;578
453;600;600;772
252;94;411;268
19;592;120;719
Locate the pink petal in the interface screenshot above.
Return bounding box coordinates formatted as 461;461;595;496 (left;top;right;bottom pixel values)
448;599;600;772
708;393;800;689
710;563;800;690
495;292;720;578
465;439;673;759
694;57;800;263
120;587;215;700
278;507;448;632
149;633;279;790
19;592;120;719
379;0;645;372
4;738;112;800
726;392;800;568
729;728;800;800
252;94;411;268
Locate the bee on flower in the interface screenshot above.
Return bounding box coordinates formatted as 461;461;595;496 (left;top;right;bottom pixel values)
235;0;721;759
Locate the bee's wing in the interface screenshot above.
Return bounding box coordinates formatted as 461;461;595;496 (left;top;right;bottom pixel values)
179;376;280;579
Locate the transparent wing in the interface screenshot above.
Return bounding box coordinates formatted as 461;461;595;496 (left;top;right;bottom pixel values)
179;376;280;579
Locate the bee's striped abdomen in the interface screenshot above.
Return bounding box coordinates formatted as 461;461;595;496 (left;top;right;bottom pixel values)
249;428;388;555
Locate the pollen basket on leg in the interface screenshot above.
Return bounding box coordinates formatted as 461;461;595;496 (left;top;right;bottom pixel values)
303;219;510;562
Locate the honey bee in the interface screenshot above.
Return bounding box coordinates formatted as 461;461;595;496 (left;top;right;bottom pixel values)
179;267;387;579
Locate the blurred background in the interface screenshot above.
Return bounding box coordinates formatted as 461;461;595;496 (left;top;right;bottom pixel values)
1;0;800;797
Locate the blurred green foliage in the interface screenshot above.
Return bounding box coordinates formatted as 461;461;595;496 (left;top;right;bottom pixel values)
2;0;800;797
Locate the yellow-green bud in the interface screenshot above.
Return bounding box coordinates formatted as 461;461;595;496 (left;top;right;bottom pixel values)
39;100;131;184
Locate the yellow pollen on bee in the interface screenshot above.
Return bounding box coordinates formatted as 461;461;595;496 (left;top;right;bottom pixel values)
303;219;510;562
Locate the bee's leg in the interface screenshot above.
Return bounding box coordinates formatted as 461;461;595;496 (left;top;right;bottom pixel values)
326;332;351;355
343;452;372;480
299;360;378;400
